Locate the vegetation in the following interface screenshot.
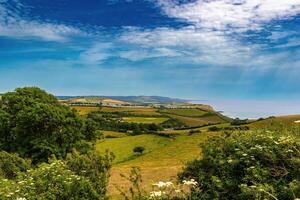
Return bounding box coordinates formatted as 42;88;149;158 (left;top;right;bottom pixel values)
122;117;168;124
0;87;97;163
0;87;113;199
179;130;300;200
133;146;145;154
1;87;299;200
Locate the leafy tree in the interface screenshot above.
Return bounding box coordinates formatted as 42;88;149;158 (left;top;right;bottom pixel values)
0;87;96;163
133;146;145;154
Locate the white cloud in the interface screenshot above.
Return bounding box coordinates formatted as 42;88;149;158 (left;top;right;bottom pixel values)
0;0;83;41
156;0;300;32
116;0;300;67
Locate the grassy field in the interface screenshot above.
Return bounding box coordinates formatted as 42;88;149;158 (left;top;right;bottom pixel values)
249;115;300;129
160;108;208;117
94;114;300;199
95;131;217;199
100;130;128;138
72;106;102;115
101;107;161;116
96;135;173;164
165;113;226;127
122;117;169;124
73;106;161;116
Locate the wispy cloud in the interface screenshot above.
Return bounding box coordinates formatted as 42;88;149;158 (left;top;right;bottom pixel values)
0;0;83;41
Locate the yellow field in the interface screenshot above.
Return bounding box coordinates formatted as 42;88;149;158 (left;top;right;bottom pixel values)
72;106;101;115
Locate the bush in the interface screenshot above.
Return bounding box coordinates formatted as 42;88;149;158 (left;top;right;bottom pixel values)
179;130;300;200
0;151;31;179
0;160;100;200
65;150;114;196
208;126;221;132
133;146;145;154
231;118;249;125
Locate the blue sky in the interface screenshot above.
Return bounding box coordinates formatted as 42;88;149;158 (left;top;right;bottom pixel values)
1;0;300;117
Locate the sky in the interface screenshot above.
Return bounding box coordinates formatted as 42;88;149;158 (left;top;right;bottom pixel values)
1;0;300;118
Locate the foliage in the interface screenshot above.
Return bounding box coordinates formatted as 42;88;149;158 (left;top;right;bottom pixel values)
0;160;101;200
208;126;221;132
0;151;31;179
231;118;249;125
179;130;300;200
117;167;200;200
65;150;114;196
87;111;163;135
0;87;96;163
133;146;145;154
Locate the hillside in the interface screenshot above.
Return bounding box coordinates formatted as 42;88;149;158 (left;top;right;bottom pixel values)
57;95;188;104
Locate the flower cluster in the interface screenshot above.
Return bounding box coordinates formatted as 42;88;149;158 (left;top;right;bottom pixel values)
149;179;198;199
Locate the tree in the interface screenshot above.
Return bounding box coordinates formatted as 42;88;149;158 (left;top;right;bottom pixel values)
133;146;145;154
0;87;96;163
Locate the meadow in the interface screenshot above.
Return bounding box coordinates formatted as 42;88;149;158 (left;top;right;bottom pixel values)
122;117;169;124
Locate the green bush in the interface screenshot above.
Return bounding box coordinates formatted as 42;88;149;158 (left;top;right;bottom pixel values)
133;146;145;154
0;151;31;179
65;150;114;196
0;160;100;200
179;131;300;200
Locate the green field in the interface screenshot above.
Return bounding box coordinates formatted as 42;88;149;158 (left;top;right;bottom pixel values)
96;131;217;198
160;108;208;117
122;117;169;124
100;130;128;138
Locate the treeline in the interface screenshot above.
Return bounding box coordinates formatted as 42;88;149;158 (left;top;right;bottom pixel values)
86;111;186;135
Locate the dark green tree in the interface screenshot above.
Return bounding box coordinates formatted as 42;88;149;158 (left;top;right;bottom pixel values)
0;87;96;163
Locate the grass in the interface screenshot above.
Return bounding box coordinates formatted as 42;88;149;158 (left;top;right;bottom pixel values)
249;115;300;129
95;131;218;199
72;106;101;115
72;106;161;116
100;130;128;138
95;135;173;164
101;107;161;116
160;108;208;117
166;113;226;127
122;117;169;124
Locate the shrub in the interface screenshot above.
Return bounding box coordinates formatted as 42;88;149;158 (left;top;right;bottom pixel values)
0;151;31;179
133;146;145;154
230;118;249;125
208;126;221;132
65;150;114;196
179;130;300;200
0;160;101;200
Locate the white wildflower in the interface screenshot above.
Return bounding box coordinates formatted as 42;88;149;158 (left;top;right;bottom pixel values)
16;198;27;200
153;181;173;188
183;179;198;186
150;191;163;198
